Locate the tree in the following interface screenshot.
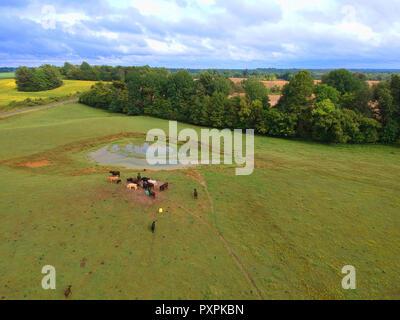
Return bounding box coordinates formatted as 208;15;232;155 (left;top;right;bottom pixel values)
321;69;362;95
311;99;345;143
15;67;33;91
15;65;63;92
264;109;297;137
314;84;340;105
242;78;269;104
277;70;314;113
390;75;400;103
381;119;399;144
372;82;394;124
198;72;216;96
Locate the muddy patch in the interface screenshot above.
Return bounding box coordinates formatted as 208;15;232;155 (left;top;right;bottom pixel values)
92;183;166;207
20;160;51;168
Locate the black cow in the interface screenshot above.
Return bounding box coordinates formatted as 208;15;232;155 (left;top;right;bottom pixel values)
159;183;169;191
142;181;154;189
109;171;120;176
127;178;139;184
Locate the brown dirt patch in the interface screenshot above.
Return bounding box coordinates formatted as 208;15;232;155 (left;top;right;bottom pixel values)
92;182;166;207
20;160;51;168
80;258;87;268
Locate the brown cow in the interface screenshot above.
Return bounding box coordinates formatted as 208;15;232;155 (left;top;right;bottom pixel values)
159;183;169;191
65;285;72;298
107;177;120;183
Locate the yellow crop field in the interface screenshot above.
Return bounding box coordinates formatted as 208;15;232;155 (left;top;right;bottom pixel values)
0;79;97;107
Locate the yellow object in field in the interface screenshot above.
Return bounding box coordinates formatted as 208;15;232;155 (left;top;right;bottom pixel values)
158;208;163;214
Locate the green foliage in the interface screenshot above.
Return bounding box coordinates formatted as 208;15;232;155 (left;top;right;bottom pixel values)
322;69;363;95
390;74;400;107
79;82;113;109
381;119;400;144
79;66;387;144
314;84;340;104
321;69;373;116
277;70;314;113
372;82;395;124
15;65;63;92
263;108;297;137
242;78;269;107
312;100;344;143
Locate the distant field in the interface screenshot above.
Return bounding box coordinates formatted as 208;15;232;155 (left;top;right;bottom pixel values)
0;72;15;79
0;79;97;108
229;78;380;89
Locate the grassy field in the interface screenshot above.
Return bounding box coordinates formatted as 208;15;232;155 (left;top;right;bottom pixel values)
0;73;15;80
0;79;96;109
0;103;399;300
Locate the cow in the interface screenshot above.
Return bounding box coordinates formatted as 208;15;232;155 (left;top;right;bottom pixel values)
151;221;156;233
109;171;120;176
107;177;120;183
194;188;198;199
141;177;150;182
127;178;139;184
127;183;138;190
148;179;157;186
159;183;169;191
143;182;154;189
64;285;72;298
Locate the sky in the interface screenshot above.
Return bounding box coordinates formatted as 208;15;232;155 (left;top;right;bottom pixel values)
1;0;400;69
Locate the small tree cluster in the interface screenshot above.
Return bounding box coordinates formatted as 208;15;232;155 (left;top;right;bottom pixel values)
15;65;63;92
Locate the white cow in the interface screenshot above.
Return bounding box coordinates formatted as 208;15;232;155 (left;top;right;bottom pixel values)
127;183;138;190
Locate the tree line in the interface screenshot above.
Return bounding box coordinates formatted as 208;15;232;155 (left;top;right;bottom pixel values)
79;66;400;144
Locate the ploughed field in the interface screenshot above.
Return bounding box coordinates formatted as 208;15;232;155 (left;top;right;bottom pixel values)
0;103;399;299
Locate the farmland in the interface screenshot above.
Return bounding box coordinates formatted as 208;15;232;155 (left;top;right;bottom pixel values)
0;102;399;300
0;73;15;79
0;79;97;109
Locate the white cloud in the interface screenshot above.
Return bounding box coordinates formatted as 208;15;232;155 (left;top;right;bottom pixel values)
145;38;188;54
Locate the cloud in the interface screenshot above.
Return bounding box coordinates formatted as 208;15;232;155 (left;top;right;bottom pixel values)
0;0;400;68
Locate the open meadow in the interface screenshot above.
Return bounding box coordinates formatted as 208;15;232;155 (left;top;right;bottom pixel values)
0;103;399;300
0;79;96;109
0;73;15;80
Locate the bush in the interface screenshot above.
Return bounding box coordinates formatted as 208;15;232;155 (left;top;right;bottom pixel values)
264;109;297;137
381;119;400;144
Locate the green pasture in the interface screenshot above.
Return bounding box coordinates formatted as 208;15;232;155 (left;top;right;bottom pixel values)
0;103;399;300
0;73;15;80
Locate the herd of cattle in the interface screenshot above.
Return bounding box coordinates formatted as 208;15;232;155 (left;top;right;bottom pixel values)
63;169;199;298
106;170;169;199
